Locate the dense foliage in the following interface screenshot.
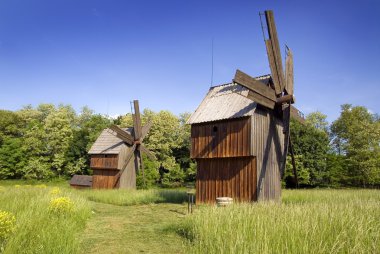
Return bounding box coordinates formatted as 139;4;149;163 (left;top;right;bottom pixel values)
0;103;379;188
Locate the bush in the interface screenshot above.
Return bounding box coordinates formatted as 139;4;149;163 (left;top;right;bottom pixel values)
49;197;74;215
0;210;16;249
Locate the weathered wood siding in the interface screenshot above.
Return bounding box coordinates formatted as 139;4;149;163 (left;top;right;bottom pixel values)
90;154;119;169
191;117;251;159
118;146;137;189
196;157;257;203
251;107;284;201
92;169;118;189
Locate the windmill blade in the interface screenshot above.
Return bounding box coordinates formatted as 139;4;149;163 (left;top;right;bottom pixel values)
139;144;156;161
285;47;294;95
141;121;153;141
289;136;299;188
233;69;276;109
108;125;134;145
133;100;142;140
113;143;137;187
264;10;285;95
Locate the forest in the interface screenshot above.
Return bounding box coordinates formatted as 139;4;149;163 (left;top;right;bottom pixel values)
0;103;379;188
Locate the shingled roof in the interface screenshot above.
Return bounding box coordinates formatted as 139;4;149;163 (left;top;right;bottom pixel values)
186;83;255;124
69;175;93;187
88;128;133;154
187;75;272;125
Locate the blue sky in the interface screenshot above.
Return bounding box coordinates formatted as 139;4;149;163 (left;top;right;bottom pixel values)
0;0;379;123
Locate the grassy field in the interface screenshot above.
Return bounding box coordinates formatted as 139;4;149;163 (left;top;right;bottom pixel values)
0;181;379;254
179;189;380;254
0;184;91;253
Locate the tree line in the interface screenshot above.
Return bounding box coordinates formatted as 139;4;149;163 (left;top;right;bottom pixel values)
0;103;379;188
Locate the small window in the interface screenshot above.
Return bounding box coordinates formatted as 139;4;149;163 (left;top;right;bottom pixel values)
212;126;218;132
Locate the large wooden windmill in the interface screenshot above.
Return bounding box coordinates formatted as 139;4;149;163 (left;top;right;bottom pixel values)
87;100;155;189
233;10;301;184
187;10;303;203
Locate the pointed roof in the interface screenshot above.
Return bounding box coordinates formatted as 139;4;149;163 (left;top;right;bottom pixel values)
88;128;133;154
187;82;257;124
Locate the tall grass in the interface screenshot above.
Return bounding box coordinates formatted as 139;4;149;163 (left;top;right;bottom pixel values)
82;189;187;206
179;189;380;254
0;185;91;254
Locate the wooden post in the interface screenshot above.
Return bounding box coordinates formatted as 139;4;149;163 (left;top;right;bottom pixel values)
289;138;299;188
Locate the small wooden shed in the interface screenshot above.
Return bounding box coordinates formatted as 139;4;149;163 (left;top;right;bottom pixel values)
69;175;93;189
88;128;138;189
187;79;285;203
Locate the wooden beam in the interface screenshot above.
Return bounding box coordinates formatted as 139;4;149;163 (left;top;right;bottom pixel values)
276;94;294;104
108;125;134;145
265;10;285;94
281;105;291;177
247;90;275;109
133;100;142;140
139;144;156;161
141;121;152;141
285;48;294;95
290;105;305;124
265;39;282;96
289;136;299;188
233;70;276;101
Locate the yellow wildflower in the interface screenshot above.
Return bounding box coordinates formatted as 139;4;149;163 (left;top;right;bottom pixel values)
14;185;21;188
35;184;47;188
49;187;61;195
0;210;16;242
49;197;74;214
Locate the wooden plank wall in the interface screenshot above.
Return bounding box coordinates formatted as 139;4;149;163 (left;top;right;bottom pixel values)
191;117;251;159
251;107;284;201
196;157;257;203
92;169;119;189
119;149;137;189
90;154;119;169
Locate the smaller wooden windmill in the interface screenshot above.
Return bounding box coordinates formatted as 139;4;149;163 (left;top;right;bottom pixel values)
88;100;155;189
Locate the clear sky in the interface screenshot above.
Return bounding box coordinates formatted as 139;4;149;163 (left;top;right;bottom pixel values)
0;0;379;123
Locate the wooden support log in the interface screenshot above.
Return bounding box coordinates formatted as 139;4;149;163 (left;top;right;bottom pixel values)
276;94;295;104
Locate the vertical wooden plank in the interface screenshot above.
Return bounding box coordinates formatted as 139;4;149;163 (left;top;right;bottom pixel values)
226;123;231;157
194;125;198;158
201;160;205;203
211;160;215;203
248;159;252;201
223;159;227;197
242;119;247;156
232;121;237;157
200;125;204;158
244;159;248;201
227;159;231;198
239;160;243;201
196;162;199;203
222;123;227;157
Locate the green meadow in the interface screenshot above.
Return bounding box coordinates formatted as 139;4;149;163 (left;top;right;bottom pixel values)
0;182;379;254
